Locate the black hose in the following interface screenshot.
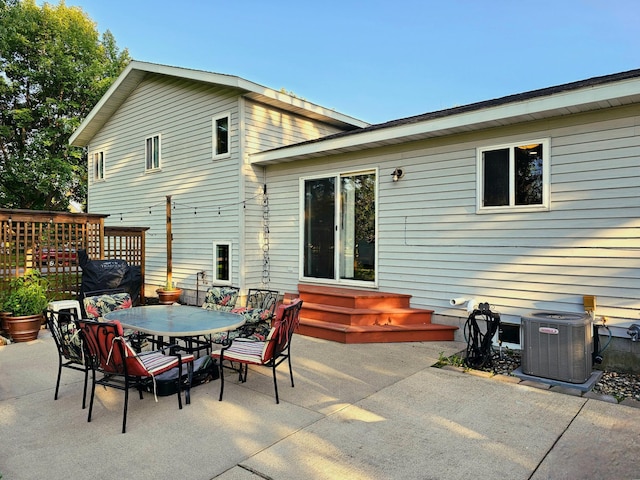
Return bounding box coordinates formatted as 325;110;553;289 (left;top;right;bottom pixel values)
464;303;501;369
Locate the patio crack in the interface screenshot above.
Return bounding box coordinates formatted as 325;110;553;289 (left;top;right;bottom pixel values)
527;398;588;480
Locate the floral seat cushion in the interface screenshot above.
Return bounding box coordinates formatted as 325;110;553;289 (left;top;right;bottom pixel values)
202;287;239;312
83;292;133;319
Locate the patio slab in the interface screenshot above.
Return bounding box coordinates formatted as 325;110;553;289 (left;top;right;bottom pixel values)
0;331;637;479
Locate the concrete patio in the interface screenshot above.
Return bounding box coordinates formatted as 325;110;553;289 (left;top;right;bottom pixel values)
1;330;638;479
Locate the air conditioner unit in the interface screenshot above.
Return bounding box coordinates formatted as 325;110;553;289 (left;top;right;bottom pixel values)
521;311;592;384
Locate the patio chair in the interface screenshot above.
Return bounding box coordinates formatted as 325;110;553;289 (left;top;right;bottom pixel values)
211;288;280;345
181;286;240;355
79;319;194;433
211;298;303;404
81;289;132;319
44;308;90;409
82;290;149;350
201;286;240;312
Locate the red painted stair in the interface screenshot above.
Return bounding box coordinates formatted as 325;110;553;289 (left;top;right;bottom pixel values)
293;284;457;344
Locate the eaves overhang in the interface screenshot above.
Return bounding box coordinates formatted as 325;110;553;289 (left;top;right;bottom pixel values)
69;60;368;147
250;69;640;166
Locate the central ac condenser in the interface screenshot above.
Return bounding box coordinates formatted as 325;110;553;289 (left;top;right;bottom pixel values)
521;311;592;384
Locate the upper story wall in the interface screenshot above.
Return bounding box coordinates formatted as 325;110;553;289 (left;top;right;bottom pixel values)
85;73;358;292
244;99;345;154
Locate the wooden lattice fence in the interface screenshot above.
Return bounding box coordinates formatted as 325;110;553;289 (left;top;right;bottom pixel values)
0;209;147;303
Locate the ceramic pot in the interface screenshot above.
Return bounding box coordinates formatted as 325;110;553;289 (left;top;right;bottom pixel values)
157;288;182;305
0;311;12;333
6;313;43;342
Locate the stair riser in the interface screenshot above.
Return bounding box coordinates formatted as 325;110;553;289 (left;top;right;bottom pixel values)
299;293;410;310
301;310;433;326
296;324;455;344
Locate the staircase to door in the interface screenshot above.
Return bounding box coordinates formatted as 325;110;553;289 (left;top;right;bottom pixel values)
294;284;457;344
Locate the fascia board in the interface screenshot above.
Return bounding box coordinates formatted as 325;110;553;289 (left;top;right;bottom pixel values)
251;78;640;164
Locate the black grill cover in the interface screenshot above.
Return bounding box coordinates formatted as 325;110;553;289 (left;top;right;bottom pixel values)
78;250;142;305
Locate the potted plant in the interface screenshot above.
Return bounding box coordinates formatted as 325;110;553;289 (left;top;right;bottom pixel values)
156;278;182;305
2;270;50;342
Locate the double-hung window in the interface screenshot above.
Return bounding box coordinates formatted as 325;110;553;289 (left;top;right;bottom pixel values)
93;151;105;181
212;113;230;158
145;134;161;171
477;139;549;213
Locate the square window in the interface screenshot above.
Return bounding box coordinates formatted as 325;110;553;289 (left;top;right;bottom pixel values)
477;139;549;213
145;135;161;170
212;113;230;158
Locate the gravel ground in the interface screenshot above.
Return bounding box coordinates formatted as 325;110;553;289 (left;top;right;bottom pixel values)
459;349;640;403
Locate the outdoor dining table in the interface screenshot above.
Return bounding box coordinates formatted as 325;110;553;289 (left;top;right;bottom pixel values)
103;304;245;353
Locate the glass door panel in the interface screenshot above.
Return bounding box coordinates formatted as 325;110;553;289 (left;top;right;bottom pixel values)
340;173;375;281
303;172;376;283
303;177;335;279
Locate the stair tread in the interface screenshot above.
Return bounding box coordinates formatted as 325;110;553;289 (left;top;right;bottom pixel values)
299;316;456;333
302;302;434;315
298;284;411;299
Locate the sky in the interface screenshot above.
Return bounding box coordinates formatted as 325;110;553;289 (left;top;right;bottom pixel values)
57;0;640;124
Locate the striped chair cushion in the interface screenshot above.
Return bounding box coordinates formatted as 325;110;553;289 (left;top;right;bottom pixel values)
107;320;194;377
212;338;267;365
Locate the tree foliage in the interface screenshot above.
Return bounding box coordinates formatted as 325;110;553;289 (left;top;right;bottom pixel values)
0;0;130;210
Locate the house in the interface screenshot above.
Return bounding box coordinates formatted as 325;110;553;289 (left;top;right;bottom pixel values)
71;62;640;366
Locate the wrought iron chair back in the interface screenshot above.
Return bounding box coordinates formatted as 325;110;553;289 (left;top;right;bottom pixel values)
246;288;279;312
44;308;90;408
214;298;303;403
79;319;194;433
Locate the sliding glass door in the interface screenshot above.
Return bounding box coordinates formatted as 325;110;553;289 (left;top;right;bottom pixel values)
302;170;376;284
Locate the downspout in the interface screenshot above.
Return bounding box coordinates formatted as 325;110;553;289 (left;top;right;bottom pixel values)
238;96;247;293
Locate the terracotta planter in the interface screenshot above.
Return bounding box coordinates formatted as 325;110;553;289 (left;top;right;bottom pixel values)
0;311;12;333
157;288;183;305
6;313;43;342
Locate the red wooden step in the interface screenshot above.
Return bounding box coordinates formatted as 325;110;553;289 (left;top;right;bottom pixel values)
293;284;458;344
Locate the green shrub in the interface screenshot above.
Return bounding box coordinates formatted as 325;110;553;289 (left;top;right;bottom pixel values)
2;270;50;316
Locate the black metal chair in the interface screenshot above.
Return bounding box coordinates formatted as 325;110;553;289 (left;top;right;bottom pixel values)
44;308;90;409
79;319;194;433
211;298;303;404
211;288;280;345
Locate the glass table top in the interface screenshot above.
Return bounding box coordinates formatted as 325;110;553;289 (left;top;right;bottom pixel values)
103;305;245;336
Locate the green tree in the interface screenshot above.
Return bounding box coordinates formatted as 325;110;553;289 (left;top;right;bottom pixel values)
0;0;130;210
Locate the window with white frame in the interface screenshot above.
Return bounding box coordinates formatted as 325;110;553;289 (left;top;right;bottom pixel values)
213;241;231;284
477;139;549;212
145;134;161;170
212;113;230;158
93;151;105;181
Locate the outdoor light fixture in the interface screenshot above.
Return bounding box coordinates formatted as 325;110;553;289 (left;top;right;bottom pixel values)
391;168;404;182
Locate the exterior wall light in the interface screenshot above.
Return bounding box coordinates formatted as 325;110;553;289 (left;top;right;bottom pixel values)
391;168;404;182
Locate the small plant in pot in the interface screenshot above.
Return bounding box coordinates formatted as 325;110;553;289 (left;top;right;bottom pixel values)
156;278;182;305
2;270;50;342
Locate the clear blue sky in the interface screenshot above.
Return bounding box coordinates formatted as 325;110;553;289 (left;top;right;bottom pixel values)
61;0;640;124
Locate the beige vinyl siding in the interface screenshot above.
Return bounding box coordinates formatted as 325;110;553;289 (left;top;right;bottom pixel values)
244;100;344;154
241;100;345;289
88;74;242;289
265;106;640;328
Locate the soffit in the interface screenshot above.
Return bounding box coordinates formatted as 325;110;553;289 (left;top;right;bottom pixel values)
69;61;368;147
251;70;640;165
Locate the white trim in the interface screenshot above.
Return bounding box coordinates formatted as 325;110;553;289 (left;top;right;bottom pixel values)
212;241;232;285
298;169;378;287
475;138;550;214
212;112;231;159
92;151;105;182
69;60;367;147
145;133;162;171
251;77;640;165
